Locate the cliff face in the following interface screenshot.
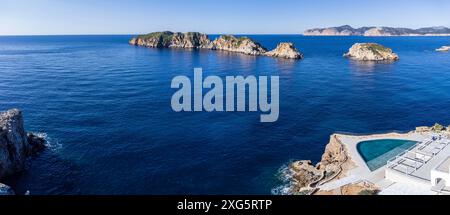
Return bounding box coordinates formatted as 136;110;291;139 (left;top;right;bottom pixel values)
130;32;303;59
344;43;399;61
288;135;352;193
129;31;212;49
283;134;377;195
265;42;303;59
211;35;267;55
304;25;450;36
0;109;45;179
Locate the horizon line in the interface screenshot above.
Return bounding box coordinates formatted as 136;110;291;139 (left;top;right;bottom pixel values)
0;33;305;37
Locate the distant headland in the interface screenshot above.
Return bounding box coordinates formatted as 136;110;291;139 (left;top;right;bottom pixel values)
304;25;450;36
129;31;303;59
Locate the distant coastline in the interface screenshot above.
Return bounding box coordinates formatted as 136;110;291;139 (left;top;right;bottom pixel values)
304;25;450;36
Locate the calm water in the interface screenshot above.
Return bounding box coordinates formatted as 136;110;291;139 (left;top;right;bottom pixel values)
0;35;449;194
357;139;417;171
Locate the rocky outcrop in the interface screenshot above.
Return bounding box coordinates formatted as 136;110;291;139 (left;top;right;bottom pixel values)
436;46;450;52
285;134;380;195
344;43;399;61
129;31;212;49
130;32;303;60
0;183;14;195
264;42;303;59
304;25;450;36
211;35;267;55
415;123;450;133
286;135;357;194
0;109;46;179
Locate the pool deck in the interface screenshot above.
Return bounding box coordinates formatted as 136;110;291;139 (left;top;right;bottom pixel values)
318;132;448;194
337;132;425;180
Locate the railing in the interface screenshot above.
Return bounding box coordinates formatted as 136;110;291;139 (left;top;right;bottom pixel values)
386;141;428;175
387;138;450;178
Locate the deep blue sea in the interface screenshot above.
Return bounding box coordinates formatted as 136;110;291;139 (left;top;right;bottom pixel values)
0;35;449;194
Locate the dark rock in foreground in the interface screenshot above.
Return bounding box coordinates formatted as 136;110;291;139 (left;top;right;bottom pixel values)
0;109;46;179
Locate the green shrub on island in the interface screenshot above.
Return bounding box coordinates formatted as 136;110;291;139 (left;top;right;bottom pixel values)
138;31;174;44
367;43;391;52
432;123;445;131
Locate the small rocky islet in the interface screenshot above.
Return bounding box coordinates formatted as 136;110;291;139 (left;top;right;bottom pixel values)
129;31;303;59
344;43;399;61
0;109;46;195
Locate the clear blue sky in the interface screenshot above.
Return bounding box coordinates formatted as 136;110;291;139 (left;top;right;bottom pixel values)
1;0;450;35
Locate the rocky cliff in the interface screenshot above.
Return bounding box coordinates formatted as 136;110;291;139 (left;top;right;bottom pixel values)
304;25;450;36
344;43;399;61
265;42;303;59
211;35;267;55
286;134;378;195
129;31;212;49
0;109;45;179
287;135;356;194
130;32;303;59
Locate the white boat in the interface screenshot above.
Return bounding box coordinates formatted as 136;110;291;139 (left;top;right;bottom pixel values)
436;46;450;52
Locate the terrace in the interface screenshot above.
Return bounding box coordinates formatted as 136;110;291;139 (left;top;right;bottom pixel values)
386;134;450;193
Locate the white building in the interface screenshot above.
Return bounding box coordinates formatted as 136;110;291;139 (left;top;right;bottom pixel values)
431;156;450;190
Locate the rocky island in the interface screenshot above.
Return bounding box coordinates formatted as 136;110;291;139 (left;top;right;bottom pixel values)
344;43;399;61
0;109;46;195
265;42;304;59
129;31;303;59
304;25;450;36
436;46;450;52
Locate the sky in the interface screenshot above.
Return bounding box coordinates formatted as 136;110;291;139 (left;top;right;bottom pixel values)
1;0;450;35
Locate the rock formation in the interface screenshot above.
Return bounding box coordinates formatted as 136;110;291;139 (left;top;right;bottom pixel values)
129;31;212;49
210;35;267;55
265;42;303;59
0;183;15;195
436;46;450;52
130;32;303;59
0;109;46;179
287;135;356;194
304;25;450;36
344;43;399;61
286;134;378;195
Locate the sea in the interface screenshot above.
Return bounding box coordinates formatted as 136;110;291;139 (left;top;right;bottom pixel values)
0;35;449;194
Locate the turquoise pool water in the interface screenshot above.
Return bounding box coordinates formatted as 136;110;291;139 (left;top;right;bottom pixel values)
357;139;417;171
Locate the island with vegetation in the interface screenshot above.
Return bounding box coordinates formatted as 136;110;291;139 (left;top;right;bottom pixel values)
129;31;303;59
344;43;399;61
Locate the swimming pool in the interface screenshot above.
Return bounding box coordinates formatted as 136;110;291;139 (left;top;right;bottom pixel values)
357;139;417;171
